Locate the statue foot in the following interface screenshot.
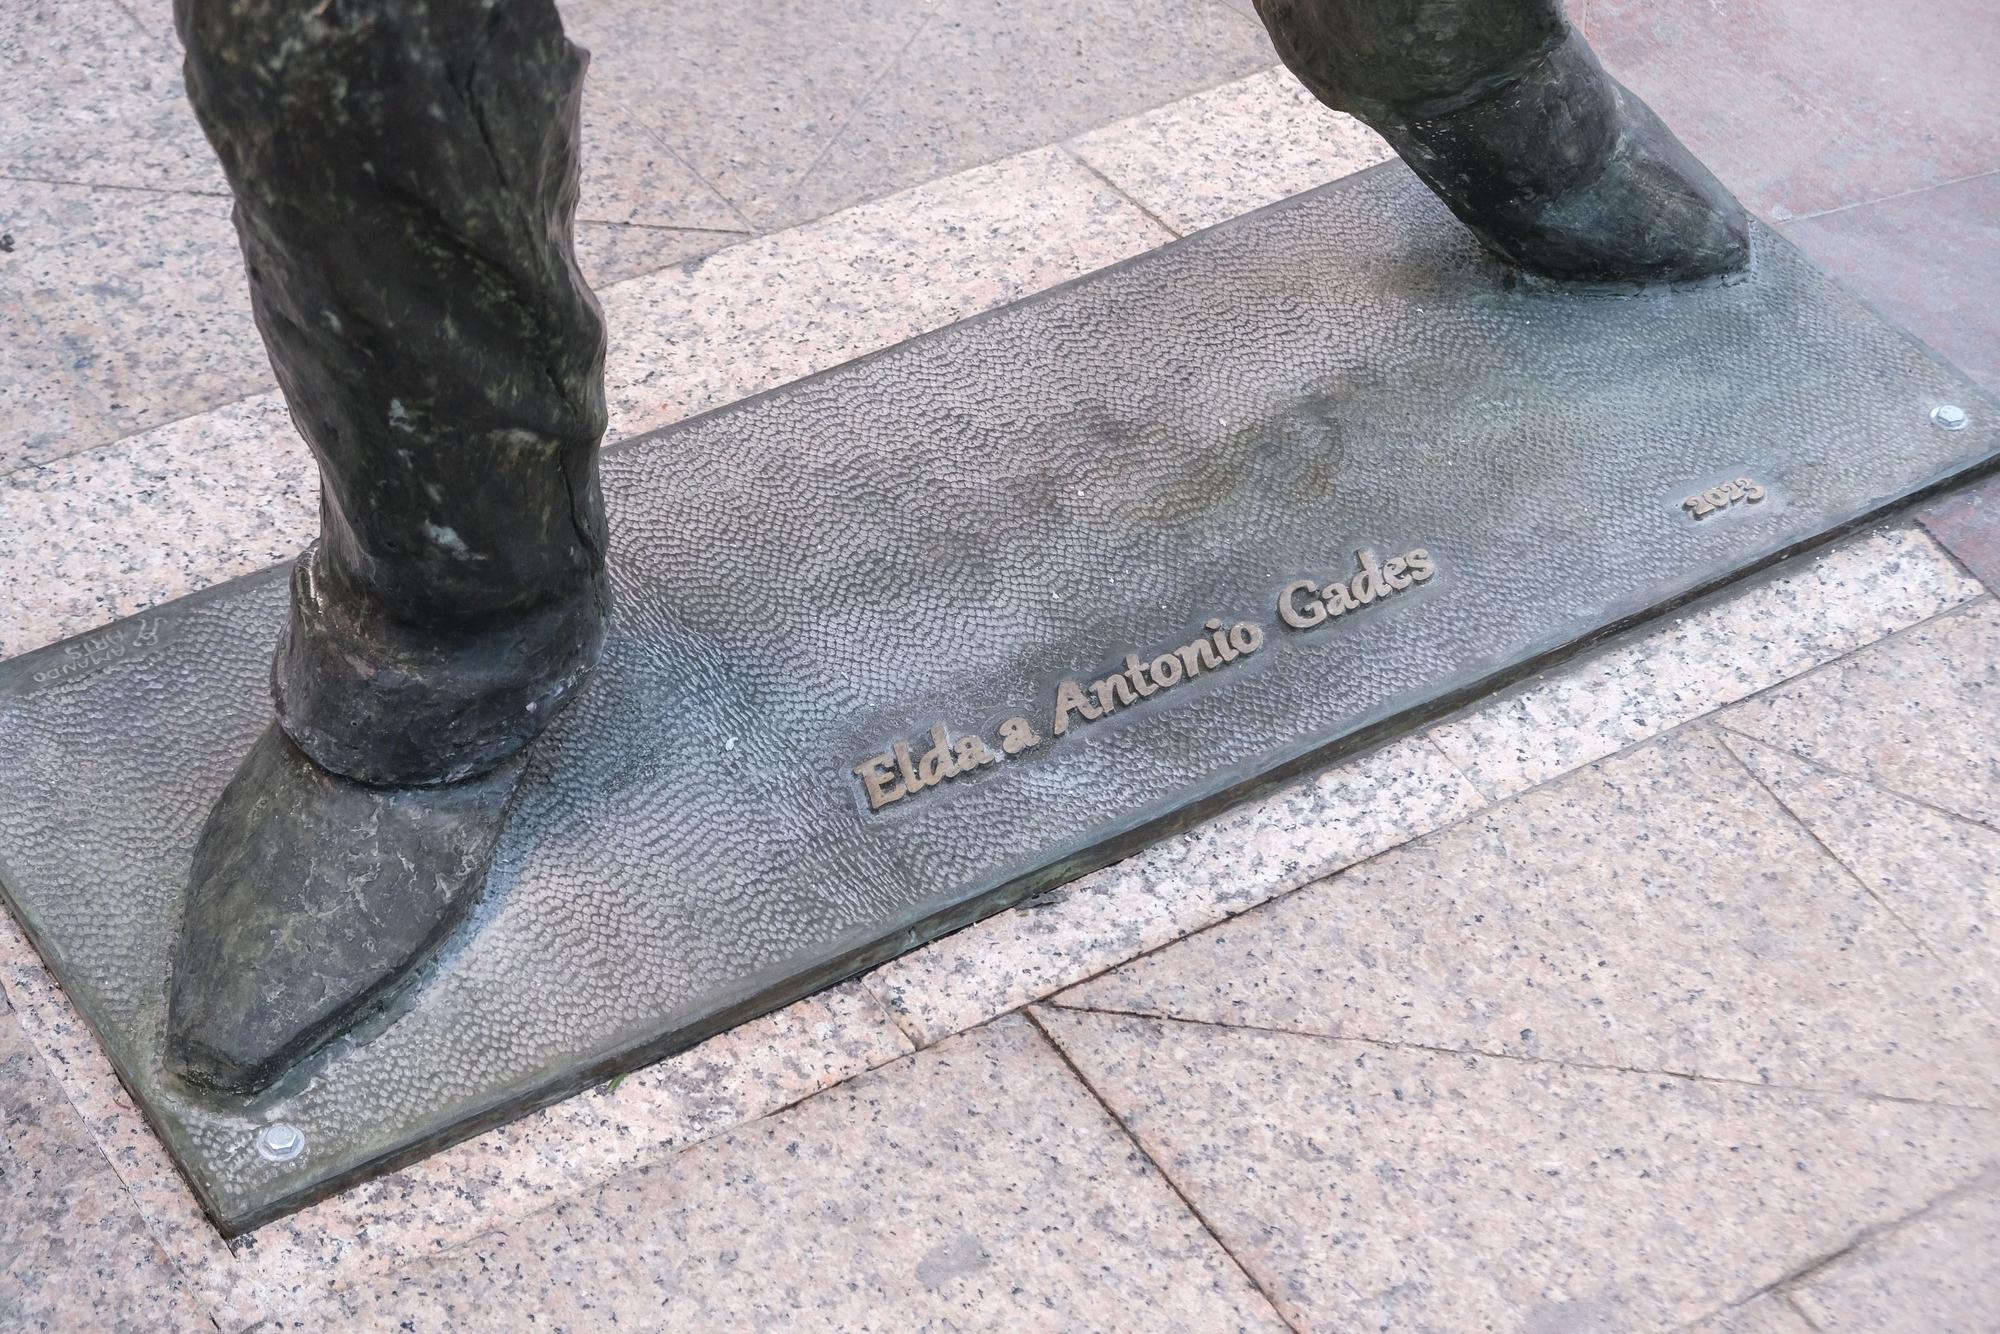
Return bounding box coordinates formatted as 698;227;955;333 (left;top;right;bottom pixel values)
165;724;522;1097
1253;0;1750;284
1455;78;1752;285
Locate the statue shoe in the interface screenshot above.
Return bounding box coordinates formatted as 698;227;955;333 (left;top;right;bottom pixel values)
164;723;522;1097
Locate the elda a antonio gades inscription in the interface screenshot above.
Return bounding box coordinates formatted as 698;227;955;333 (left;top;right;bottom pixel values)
851;545;1437;812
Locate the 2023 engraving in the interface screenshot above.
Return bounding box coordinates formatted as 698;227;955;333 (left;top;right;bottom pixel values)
1682;477;1766;519
851;546;1439;813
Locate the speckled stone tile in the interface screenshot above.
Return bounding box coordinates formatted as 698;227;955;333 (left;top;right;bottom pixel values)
0;0;224;194
1726;735;2000;996
862;737;1483;1048
0;179;270;468
1687;1294;1821;1334
1058;729;2000;1106
1037;1007;2000;1331
766;0;1277;230
0;143;1168;662
1069;67;1391;236
0;907;913;1326
284;1017;1285;1333
1789;1171;2000;1331
0;1006;209;1333
574;82;744;232
0;291;129;470
563;0;921;231
1920;472;2000;593
0;391;315;660
571;222;739;290
1428;527;1985;801
598;144;1170;441
1721;597;2000;830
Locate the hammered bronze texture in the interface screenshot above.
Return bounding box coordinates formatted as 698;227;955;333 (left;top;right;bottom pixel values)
2;164;1995;1233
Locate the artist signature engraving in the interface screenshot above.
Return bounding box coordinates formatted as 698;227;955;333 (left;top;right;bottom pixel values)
1682;477;1765;519
850;545;1439;813
24;617;168;692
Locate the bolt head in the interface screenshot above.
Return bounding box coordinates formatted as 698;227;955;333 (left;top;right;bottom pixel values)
255;1122;304;1162
1932;404;1970;431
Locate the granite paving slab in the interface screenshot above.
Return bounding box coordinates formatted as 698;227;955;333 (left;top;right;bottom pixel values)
1057;729;2000;1104
0;180;266;469
1722;598;2000;829
1036;1006;2000;1331
764;0;1276;229
1789;1171;2000;1331
0;0;222;195
1427;527;1982;800
281;1018;1285;1333
0;1009;208;1332
1068;67;1392;237
1921;472;2000;592
1726;735;2000;997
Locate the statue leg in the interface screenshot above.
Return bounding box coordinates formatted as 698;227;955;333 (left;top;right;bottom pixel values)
166;0;608;1094
1251;0;1751;283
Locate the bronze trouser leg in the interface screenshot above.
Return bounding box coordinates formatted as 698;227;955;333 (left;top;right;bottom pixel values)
1252;0;1749;283
177;0;609;786
166;0;607;1096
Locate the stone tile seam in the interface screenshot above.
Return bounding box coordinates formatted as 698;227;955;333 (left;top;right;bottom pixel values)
755;11;940;233
1021;1006;1305;1334
580;80;759;235
1774;164;2000;227
1702;591;2000;835
3;561;1981;1250
0;970;216;1327
1709;725;1974;977
1918;489;2000;595
1057;142;1188;240
1711;715;2000;843
0;171;230;200
1677;1162;2000;1332
120;0;183;53
1420;539;1991;806
0;913;919;1320
864;584;2000;1044
1035;1000;2000;1115
855;734;1486;1050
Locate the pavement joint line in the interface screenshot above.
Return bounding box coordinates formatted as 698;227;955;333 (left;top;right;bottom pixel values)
1711;727;1953;970
609;86;759;236
762;11;939;233
1420;537;1992;806
1022;1006;1305;1334
1776;165;2000;227
1058;142;1185;239
0;67;1248;488
0;172;231;199
1709;709;2000;840
1036;1000;2000;1114
1678;1162;2000;1330
571;219;753;238
863;735;1486;1049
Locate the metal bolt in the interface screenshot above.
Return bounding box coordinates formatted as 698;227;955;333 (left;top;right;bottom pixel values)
255;1122;305;1163
1932;404;1970;431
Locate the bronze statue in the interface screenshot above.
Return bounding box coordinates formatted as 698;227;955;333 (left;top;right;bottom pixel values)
1252;0;1749;282
167;0;608;1093
164;0;1749;1096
